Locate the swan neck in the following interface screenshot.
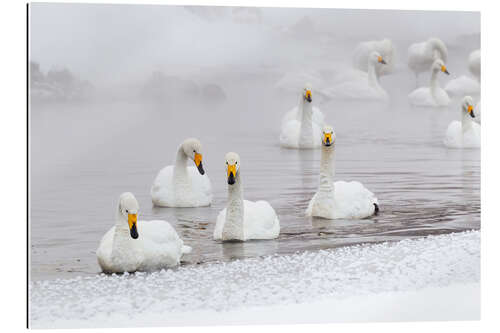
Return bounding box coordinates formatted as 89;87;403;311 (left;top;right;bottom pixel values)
174;145;189;181
367;60;380;87
462;110;474;131
224;171;245;239
319;145;335;193
299;99;314;146
430;70;440;94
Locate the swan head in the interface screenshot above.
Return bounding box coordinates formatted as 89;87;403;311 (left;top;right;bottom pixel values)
302;83;313;103
370;51;387;65
225;152;240;185
181;138;205;175
432;59;449;75
322;125;336;147
117;192;139;239
461;96;475;118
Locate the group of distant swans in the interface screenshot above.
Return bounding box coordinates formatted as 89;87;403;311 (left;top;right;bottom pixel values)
98;36;480;274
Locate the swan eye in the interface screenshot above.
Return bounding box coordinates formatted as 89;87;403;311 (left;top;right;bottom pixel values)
125;209;129;213
235;161;237;165
226;161;228;165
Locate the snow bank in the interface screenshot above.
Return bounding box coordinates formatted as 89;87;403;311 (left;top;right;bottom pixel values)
30;231;480;328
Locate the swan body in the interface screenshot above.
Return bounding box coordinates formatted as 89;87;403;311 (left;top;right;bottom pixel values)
280;83;323;149
444;96;480;148
281;105;324;128
408;38;448;80
214;152;280;241
352;38;395;76
444;75;480;98
325;51;389;101
151;138;212;207
97;192;191;273
408;59;450;107
468;49;480;81
306;126;379;219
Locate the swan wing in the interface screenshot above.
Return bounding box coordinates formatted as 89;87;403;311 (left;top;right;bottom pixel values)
280;119;301;148
151;165;175;206
333;181;378;219
408;87;436;107
213;208;227;240
243;200;280;240
445;75;480;97
96;226;115;272
138;220;186;270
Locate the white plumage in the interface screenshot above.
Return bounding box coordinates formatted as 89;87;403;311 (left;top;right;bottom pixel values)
445;50;481;98
97;192;191;273
324;51;389;102
280;83;324;149
214;152;280;241
468;49;481;81
408;37;448;82
408;59;450;107
352;38;396;76
151;138;213;207
444;96;480;149
306;126;379;220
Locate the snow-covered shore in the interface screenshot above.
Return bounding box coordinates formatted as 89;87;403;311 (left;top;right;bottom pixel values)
30;231;480;328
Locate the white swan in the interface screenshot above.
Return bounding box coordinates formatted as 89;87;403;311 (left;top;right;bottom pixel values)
280;83;323;149
214;152;280;241
97;192;191;273
445;49;481;98
444;96;480;149
281;84;324;128
352;38;395;76
151;138;212;207
408;59;450;107
408;37;448;84
325;51;389;101
306;126;379;219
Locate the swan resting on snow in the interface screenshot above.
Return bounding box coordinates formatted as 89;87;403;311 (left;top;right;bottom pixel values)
444;96;480;149
325;51;389;101
151;138;212;207
280;83;323;149
445;49;481;98
214;152;280;241
306;126;379;219
408;37;448;84
408;59;450;107
352;38;395;76
97;192;192;273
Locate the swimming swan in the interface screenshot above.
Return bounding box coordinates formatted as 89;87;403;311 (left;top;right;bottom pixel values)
97;192;192;273
151;138;212;207
306;126;379;219
280;83;323;149
408;37;448;85
408;59;450;107
325;51;389;101
214;152;280;241
468;49;481;81
444;96;480;149
281;86;324;128
352;38;395;76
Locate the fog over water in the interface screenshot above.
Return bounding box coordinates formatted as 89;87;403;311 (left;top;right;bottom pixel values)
29;4;480;280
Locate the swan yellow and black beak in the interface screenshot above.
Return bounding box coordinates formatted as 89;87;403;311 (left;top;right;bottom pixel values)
441;65;450;75
227;163;236;185
323;132;333;146
305;90;312;103
468;105;475;118
194;153;205;175
378;56;387;65
128;213;138;239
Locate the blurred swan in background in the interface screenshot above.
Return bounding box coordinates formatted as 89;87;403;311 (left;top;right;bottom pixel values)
444;96;480;148
445;49;481;98
352;38;395;76
324;51;389;101
306;126;379;219
408;59;450;107
408;37;448;86
214;152;280;241
151;138;212;207
280;83;323;149
97;192;191;273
